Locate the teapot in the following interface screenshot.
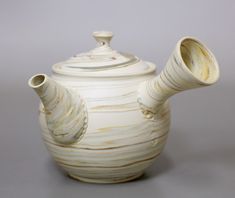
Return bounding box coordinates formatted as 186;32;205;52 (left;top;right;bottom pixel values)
28;31;219;183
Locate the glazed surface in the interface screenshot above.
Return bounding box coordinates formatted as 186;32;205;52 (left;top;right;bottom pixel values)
28;32;220;183
39;73;170;183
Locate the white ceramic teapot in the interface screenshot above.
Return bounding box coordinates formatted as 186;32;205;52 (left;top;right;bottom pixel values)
28;31;219;183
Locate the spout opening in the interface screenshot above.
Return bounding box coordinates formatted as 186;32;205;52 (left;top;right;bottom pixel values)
28;74;47;88
178;37;219;85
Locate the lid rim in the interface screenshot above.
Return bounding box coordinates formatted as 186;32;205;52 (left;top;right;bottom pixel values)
57;54;139;70
52;61;157;78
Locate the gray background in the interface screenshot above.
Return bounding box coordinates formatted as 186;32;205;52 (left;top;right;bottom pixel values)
0;0;234;197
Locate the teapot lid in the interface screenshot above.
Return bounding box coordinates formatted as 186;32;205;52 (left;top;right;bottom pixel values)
52;31;156;77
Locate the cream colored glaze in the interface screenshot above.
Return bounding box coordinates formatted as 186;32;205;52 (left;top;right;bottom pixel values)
28;32;219;183
28;74;88;144
137;37;219;117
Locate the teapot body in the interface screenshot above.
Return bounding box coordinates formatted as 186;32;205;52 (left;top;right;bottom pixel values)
39;72;170;183
29;32;219;183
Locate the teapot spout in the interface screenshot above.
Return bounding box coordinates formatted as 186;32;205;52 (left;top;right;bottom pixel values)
28;74;88;144
138;37;220;116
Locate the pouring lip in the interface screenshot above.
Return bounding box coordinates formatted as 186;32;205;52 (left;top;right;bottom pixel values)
28;74;48;88
175;36;220;85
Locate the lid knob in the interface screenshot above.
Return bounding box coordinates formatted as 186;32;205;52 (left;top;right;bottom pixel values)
93;31;113;47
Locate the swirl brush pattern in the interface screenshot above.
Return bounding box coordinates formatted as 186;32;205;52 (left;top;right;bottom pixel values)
28;32;219;183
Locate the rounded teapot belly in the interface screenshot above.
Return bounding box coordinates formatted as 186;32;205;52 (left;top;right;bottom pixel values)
38;81;170;183
36;75;169;183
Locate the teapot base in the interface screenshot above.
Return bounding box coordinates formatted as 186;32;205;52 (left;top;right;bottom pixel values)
68;172;144;184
